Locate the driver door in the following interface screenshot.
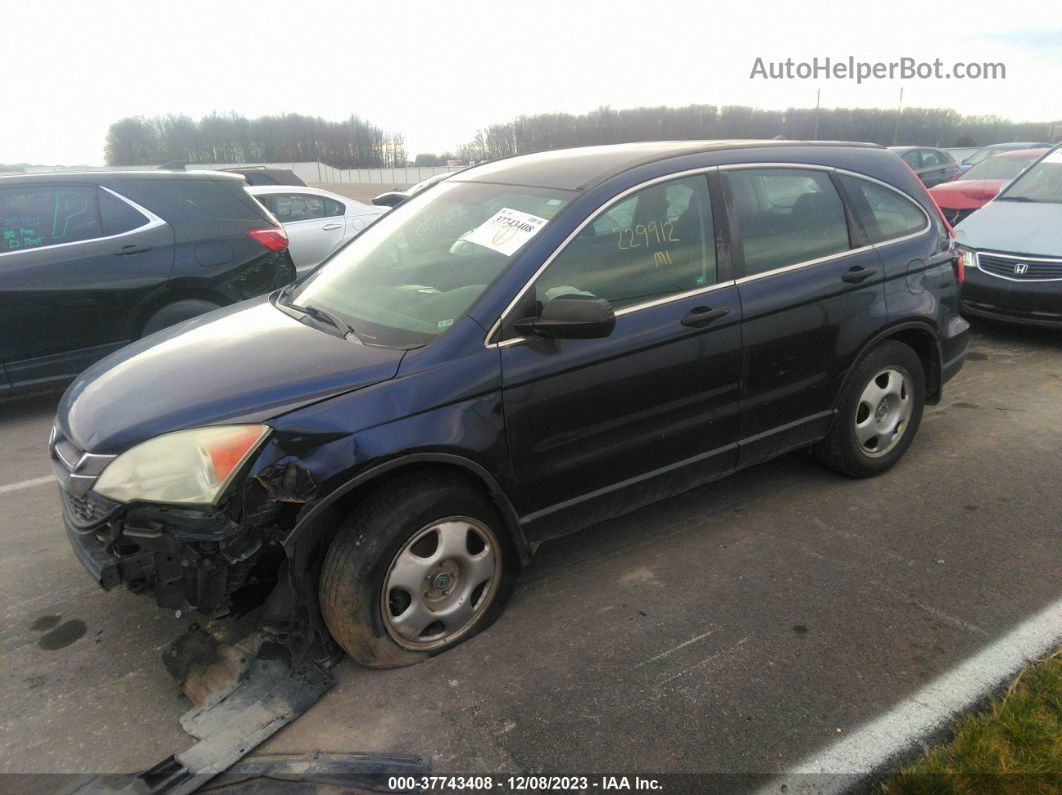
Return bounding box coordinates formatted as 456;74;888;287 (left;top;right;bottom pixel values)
498;173;743;542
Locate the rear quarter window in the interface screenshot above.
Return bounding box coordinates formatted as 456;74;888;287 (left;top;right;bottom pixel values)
99;189;150;236
839;175;928;244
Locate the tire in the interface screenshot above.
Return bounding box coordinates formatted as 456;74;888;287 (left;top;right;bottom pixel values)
813;340;926;478
141;299;222;337
320;473;518;668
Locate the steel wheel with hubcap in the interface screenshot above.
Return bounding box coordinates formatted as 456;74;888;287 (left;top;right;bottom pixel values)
814;340;925;478
320;472;517;668
382;517;501;650
854;367;914;458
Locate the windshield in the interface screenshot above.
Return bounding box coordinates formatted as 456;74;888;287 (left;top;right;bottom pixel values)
285;180;572;346
961;152;1042;182
997;149;1062;203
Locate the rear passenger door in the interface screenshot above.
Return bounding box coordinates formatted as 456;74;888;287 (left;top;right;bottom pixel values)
0;184;173;386
723;166;886;466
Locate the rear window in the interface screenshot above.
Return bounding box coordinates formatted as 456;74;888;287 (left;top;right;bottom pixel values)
839;176;927;244
0;185;101;251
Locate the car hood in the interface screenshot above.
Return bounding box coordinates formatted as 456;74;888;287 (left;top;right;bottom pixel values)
954;200;1062;257
930;179;1007;209
58;298;404;454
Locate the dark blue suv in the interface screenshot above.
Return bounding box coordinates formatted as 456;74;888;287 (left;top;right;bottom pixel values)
53;141;969;668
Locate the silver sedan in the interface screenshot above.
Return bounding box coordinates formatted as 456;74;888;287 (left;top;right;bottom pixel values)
247;185;386;275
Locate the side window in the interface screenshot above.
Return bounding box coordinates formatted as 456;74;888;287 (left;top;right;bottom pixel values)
285;194;327;221
117;179;258;224
901;151;923;169
839;175;927;244
726;168;850;276
270;194;294;222
922;150;945;167
533;175;716;311
99;189;149;236
0;186;101;252
323;197;346;217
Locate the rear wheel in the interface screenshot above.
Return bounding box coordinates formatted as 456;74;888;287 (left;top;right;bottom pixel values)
141;299;222;337
320;473;518;668
813;340;925;478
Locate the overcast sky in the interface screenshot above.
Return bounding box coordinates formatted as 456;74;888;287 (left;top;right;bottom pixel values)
5;0;1062;165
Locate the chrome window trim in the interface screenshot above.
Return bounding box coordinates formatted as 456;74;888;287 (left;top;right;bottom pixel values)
484;166;721;348
974;250;1062;283
724;165;932;284
0;185;165;258
733;244;877;284
831;167;933;244
483;162;934;348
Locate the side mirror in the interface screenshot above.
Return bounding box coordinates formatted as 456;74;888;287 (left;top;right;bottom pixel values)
371;192;409;207
513;297;615;340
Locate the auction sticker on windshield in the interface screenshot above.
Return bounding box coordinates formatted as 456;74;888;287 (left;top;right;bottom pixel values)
462;208;549;256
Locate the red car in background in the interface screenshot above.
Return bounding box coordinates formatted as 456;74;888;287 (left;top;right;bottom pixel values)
930;148;1048;225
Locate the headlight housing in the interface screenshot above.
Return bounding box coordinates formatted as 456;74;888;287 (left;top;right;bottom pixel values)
94;425;271;505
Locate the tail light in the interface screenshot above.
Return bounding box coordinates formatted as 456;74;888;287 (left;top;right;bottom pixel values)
953;247;974;285
911;163;965;285
247;226;288;252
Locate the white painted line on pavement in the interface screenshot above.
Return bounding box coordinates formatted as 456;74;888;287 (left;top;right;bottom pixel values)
0;475;55;494
757;594;1062;794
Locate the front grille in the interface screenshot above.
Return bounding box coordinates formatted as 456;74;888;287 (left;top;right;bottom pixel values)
979;253;1062;281
48;424;115;498
62;488;120;530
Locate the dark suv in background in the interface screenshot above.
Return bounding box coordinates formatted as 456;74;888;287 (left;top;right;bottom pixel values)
0;170;295;391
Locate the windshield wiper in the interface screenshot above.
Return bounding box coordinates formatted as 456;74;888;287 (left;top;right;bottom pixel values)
996;195;1040;202
278;295;364;343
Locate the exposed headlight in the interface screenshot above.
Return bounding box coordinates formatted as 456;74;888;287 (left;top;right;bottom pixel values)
94;425;271;505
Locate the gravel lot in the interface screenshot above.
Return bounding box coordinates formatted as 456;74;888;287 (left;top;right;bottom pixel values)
0;321;1059;786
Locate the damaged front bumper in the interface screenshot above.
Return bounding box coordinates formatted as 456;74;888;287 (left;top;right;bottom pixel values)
61;491;274;616
53;428;312;618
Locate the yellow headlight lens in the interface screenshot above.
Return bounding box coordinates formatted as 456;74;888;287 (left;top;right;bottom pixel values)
94;425;270;504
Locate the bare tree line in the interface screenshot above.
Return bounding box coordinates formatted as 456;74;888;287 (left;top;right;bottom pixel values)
104;112;404;167
104;104;1059;170
456;104;1060;161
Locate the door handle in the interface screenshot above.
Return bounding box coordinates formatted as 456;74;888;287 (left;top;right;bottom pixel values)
114;244;153;255
842;266;877;284
681;305;729;328
322;223;342;231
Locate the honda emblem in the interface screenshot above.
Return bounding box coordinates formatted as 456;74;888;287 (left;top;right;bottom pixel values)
1013;262;1029;275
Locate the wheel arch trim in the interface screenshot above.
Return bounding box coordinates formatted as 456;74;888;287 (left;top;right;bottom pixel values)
283;452;530;566
835;320;944;413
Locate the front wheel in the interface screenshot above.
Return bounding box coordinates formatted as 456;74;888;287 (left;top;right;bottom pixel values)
814;340;926;478
320;473;518;668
